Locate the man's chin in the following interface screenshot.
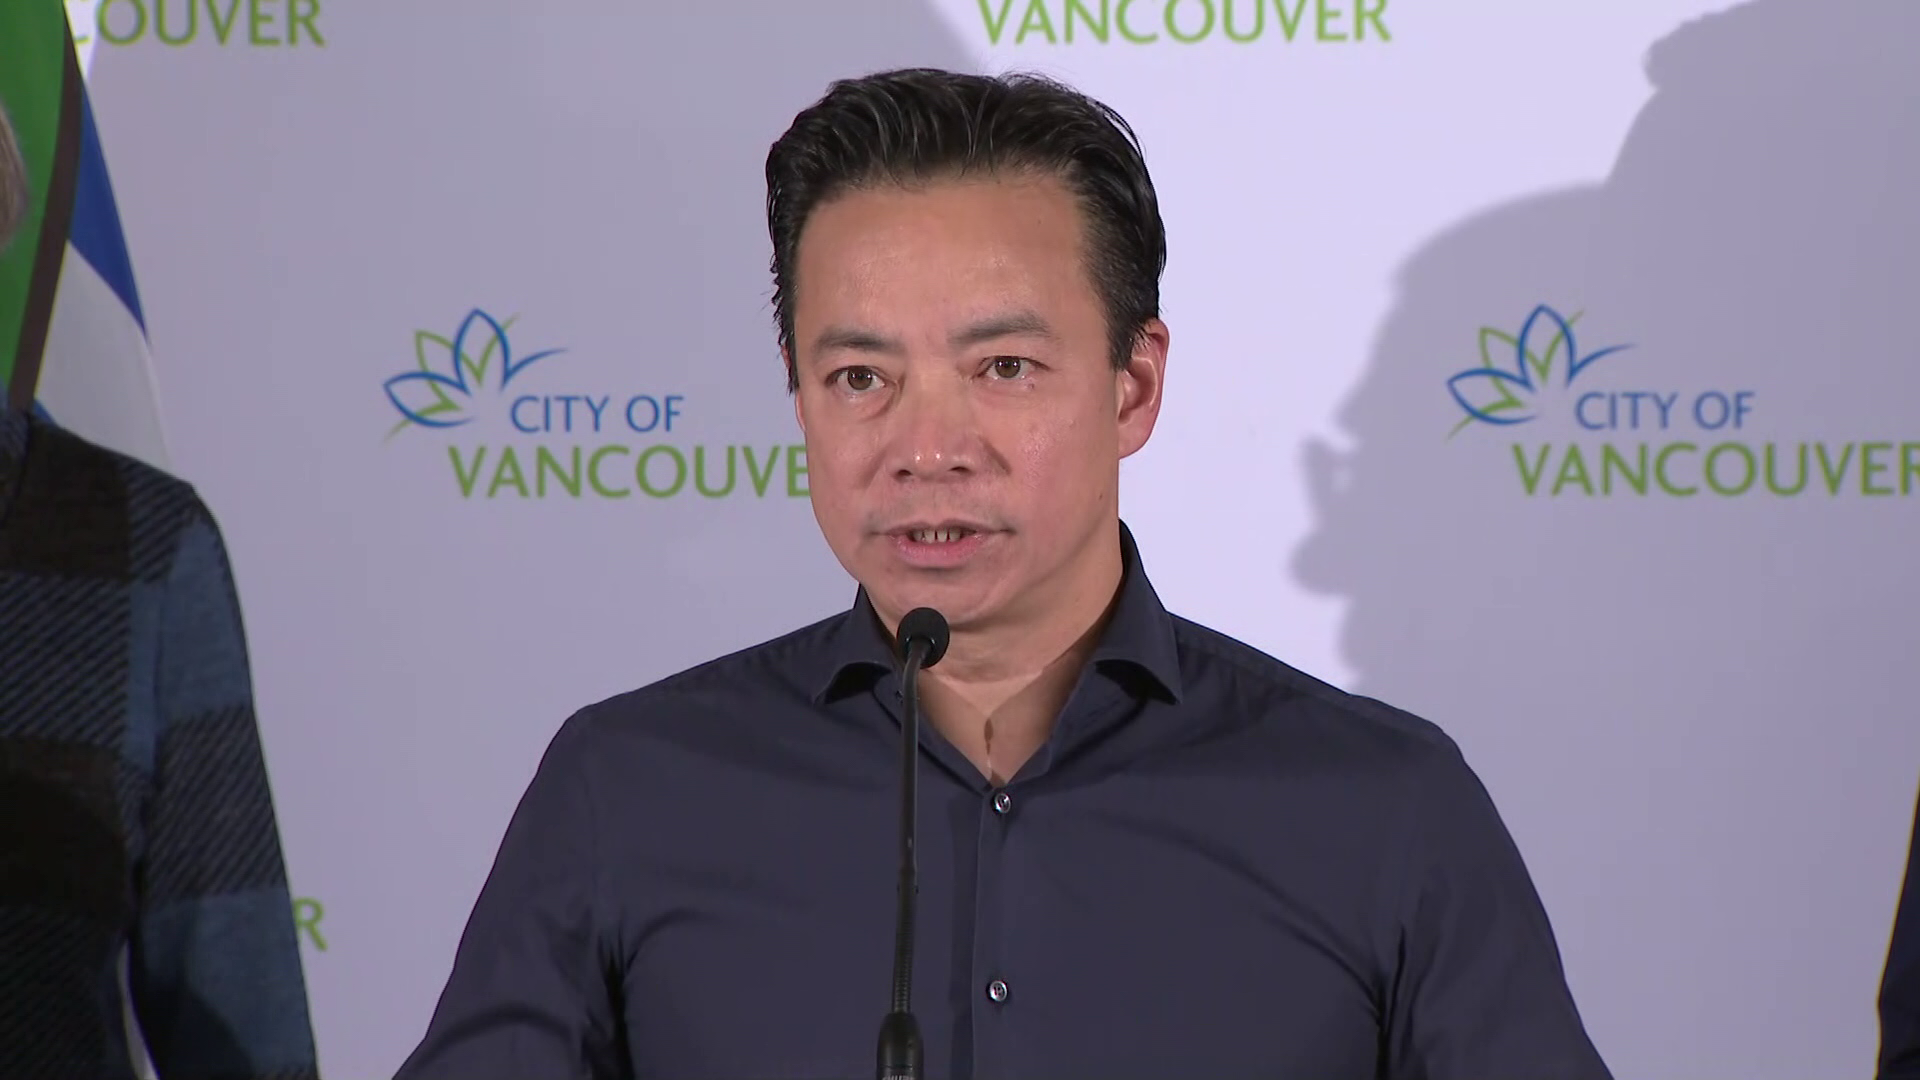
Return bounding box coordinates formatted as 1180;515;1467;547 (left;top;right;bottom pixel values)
863;575;999;632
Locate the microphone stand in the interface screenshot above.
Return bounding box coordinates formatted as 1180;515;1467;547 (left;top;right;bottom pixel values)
877;609;948;1080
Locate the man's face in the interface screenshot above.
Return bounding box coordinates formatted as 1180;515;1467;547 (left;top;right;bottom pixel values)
789;174;1166;636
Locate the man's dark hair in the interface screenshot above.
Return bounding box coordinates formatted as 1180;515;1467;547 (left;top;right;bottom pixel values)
765;68;1166;391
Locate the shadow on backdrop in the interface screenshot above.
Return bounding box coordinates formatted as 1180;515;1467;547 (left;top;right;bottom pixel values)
1296;2;1920;1078
80;3;974;1077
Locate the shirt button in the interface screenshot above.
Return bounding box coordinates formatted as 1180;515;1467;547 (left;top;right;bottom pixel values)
991;790;1013;815
986;979;1010;1004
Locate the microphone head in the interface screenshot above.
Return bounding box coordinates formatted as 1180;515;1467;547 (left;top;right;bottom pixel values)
897;607;950;669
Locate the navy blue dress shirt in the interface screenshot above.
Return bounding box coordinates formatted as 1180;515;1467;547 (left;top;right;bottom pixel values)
1882;785;1920;1079
396;524;1610;1080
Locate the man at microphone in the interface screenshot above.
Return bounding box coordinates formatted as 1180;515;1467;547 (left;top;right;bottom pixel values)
399;68;1612;1080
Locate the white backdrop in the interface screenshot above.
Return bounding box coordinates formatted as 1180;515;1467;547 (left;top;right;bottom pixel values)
51;1;1920;1076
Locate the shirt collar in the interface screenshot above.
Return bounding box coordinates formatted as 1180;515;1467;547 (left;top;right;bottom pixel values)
811;520;1184;705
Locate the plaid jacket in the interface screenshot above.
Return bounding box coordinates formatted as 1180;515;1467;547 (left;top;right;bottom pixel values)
0;409;319;1078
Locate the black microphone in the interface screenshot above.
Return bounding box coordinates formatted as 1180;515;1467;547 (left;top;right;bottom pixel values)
876;607;950;1080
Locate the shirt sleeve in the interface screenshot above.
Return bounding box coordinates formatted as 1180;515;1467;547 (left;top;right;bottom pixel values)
128;495;321;1079
393;710;628;1080
1880;783;1920;1079
1384;740;1614;1080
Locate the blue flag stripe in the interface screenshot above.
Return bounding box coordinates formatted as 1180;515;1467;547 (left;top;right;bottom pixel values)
67;86;145;334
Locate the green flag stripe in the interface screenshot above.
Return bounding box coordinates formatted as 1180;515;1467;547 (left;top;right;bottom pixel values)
0;3;80;404
7;34;82;410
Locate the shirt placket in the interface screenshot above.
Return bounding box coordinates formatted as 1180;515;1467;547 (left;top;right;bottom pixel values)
968;672;1134;1079
970;777;1014;1077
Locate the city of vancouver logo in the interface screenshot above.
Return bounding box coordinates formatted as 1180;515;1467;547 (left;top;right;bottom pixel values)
382;308;563;437
1441;303;1919;498
376;307;812;502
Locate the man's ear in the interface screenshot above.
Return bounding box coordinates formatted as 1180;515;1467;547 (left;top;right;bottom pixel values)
1116;318;1168;460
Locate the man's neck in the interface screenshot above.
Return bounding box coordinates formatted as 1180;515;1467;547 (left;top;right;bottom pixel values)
912;530;1125;785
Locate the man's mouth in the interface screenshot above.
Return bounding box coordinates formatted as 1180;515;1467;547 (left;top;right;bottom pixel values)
906;527;977;544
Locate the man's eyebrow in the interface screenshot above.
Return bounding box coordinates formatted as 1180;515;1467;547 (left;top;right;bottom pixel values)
949;311;1057;349
811;325;902;357
808;311;1058;361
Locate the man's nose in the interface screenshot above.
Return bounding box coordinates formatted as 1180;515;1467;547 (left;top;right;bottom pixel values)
888;373;981;480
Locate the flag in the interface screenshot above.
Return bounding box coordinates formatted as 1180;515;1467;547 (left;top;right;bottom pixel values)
0;1;169;467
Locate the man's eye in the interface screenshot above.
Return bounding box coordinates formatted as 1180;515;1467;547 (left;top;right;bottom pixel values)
987;357;1030;380
834;367;881;392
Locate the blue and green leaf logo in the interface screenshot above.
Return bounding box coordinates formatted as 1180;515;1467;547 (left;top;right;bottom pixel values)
376;307;812;502
1442;304;1920;499
382;308;564;438
1445;304;1631;437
